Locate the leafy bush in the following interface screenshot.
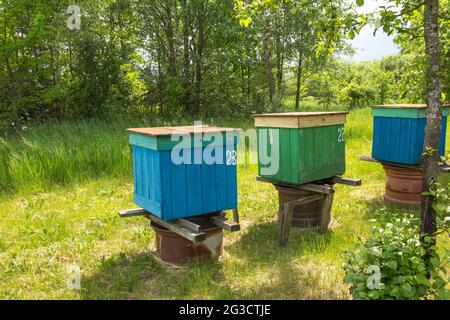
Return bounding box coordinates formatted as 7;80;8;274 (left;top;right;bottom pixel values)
343;213;449;300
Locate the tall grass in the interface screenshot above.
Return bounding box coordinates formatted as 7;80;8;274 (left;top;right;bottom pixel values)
0;114;255;195
0;119;133;194
0;107;385;196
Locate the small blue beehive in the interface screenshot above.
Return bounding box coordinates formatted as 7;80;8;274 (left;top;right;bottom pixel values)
372;104;449;165
127;125;241;221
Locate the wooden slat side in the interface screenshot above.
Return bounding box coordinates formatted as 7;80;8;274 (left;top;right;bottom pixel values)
215;146;228;211
289;129;300;185
186;148;203;216
170;155;188;219
160;151;173;220
202;161;217;214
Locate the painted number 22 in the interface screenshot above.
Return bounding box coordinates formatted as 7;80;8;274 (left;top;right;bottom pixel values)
338;128;345;143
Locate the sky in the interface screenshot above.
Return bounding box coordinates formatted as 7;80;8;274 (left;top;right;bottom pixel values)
346;0;400;61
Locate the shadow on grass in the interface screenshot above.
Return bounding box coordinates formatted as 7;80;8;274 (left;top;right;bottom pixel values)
81;252;165;299
81;249;236;299
227;221;333;262
224;220;346;299
81;220;342;299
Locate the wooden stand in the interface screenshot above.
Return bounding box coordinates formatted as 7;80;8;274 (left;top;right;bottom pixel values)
257;176;361;245
359;155;450;173
118;208;240;243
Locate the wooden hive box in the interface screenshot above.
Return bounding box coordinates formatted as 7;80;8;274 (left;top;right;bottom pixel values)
371;104;449;165
127;125;241;221
254;112;348;185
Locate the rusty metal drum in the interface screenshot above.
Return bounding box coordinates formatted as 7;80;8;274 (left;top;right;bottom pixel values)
275;185;325;231
151;221;223;264
383;165;422;207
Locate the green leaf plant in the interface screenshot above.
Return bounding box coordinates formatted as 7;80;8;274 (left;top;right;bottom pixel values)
343;189;450;300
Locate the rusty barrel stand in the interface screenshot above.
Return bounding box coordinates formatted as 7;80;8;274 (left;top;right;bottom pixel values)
151;220;224;264
383;164;423;206
359;156;450;207
119;208;240;264
257;176;361;245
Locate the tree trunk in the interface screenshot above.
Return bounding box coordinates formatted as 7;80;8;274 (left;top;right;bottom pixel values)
246;43;251;97
276;35;283;94
247;63;251;97
421;0;442;241
181;0;191;113
241;61;246;96
194;6;206;114
163;0;177;77
262;29;275;102
295;51;303;111
5;55;20;133
156;42;165;115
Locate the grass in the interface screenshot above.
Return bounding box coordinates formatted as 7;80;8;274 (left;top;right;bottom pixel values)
0;107;448;299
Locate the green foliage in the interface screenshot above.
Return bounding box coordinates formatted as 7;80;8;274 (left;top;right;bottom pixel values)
423;182;450;233
0;0;361;131
343;213;450;300
303;54;418;110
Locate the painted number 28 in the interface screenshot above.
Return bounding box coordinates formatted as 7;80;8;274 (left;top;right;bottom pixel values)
338;128;345;143
226;150;237;166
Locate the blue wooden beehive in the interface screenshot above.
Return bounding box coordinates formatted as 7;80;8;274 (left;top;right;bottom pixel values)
372;104;449;165
127;125;241;221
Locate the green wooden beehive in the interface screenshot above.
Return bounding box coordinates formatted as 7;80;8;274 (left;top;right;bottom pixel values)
254;112;348;185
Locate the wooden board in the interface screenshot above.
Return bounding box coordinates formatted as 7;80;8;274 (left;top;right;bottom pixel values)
359;155;450;173
118;208;241;242
254;113;347;129
127;125;242;137
256;176;335;194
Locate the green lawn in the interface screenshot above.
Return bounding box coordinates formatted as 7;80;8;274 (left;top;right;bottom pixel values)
0;108;448;299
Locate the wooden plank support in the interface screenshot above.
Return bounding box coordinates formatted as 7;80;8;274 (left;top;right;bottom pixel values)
359;155;449;173
232;208;240;224
175;219;202;233
319;193;334;234
118;208;206;243
149;214;207;243
118;207;242;240
211;216;241;232
277;195;324;245
297;183;334;194
118;208;148;218
279;202;295;246
257;176;334;194
288;195;324;206
329;176;362;187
